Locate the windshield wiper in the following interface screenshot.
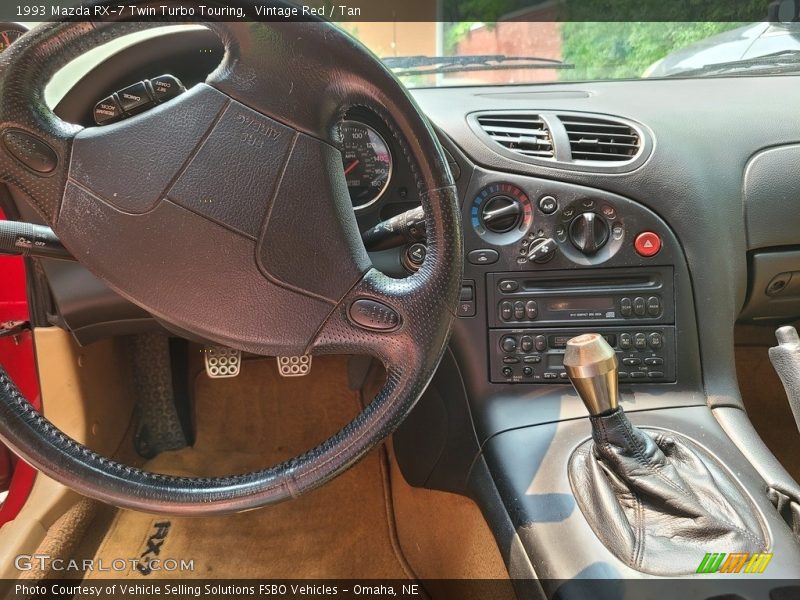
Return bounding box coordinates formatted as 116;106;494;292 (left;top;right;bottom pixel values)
381;54;574;77
666;49;800;78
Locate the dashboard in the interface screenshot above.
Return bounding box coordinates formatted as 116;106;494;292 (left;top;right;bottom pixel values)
4;24;800;587
5;24;800;432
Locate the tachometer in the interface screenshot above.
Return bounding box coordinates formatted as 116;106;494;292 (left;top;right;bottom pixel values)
0;26;26;53
340;120;392;210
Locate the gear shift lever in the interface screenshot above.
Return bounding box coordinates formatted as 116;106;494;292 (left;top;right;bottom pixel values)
563;333;618;416
563;332;764;575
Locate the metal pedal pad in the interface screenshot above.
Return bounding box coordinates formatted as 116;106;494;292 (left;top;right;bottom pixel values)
204;345;241;378
277;355;312;377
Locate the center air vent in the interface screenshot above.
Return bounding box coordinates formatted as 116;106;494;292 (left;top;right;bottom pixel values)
470;110;650;173
558;115;641;162
476;114;554;159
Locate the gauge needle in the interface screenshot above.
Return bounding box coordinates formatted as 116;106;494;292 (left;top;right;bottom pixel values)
343;160;360;175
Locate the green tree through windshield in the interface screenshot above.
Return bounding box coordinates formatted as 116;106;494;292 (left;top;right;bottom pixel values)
559;22;748;80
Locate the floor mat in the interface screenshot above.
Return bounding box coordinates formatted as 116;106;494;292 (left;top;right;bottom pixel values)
84;356;414;580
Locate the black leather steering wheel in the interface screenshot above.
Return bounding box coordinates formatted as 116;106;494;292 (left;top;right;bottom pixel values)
0;2;462;515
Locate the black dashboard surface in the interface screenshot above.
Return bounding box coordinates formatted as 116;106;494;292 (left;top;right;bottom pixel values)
13;28;800;410
412;76;800;409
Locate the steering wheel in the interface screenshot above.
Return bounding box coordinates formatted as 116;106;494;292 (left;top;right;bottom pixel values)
0;3;462;515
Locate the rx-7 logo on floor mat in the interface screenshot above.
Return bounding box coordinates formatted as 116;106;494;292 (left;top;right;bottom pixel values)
136;521;171;575
696;552;773;574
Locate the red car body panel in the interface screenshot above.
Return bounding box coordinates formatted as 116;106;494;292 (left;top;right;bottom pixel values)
0;207;41;526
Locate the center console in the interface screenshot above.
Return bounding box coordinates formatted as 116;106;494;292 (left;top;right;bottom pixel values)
394;153;800;597
450;166;702;442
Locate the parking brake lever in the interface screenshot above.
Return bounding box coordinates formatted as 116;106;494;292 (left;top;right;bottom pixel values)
768;325;800;434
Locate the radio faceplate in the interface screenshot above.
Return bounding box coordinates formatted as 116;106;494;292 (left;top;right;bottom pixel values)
487;267;676;384
487;267;674;328
489;326;676;384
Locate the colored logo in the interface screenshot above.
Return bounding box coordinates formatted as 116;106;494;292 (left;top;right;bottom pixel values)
696;552;773;574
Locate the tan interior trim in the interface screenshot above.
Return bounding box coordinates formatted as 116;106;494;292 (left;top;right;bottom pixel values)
0;328;137;579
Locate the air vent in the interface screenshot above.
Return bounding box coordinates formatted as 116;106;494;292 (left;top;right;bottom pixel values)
476;114;554;159
559;115;641;162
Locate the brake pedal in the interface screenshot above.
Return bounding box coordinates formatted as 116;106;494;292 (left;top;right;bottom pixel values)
277;355;312;377
204;345;241;378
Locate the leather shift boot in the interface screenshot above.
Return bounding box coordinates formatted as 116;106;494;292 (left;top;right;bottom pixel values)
569;407;767;575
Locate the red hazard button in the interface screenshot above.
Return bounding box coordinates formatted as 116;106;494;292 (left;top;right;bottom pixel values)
634;231;661;257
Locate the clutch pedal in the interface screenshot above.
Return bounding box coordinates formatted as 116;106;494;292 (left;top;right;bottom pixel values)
277;355;312;377
204;345;242;378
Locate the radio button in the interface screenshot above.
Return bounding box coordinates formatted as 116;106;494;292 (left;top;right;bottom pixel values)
534;335;547;352
525;300;538;320
513;301;526;320
648;371;664;379
523;355;542;364
648;332;663;349
520;336;534;353
647;296;662;316
559;372;568;379
503;356;520;364
633;297;646;316
501;336;518;353
522;367;534;377
619;333;633;350
543;372;558;379
644;357;664;366
603;334;617;347
499;280;518;293
620;297;633;317
622;357;641;366
618;372;629;379
500;301;513;321
630;371;646;379
502;367;513;377
633;333;647;349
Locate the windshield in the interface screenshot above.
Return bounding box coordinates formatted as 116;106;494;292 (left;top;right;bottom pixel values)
339;21;800;87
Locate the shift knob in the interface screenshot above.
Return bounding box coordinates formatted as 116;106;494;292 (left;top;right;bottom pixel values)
564;333;619;416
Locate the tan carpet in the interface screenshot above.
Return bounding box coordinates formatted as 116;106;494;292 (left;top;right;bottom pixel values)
85;356;414;580
19;498;99;581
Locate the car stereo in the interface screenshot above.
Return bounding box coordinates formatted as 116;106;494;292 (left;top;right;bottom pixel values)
487;267;674;327
487;267;676;383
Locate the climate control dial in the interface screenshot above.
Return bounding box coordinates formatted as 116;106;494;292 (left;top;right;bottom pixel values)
569;212;609;254
471;183;532;245
481;196;522;233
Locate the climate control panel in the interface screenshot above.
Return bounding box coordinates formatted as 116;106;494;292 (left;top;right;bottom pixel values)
489;326;676;384
460;168;684;387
